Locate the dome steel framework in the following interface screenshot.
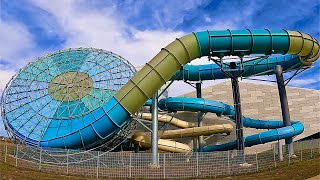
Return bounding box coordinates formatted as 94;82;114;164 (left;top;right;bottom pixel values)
1;48;136;150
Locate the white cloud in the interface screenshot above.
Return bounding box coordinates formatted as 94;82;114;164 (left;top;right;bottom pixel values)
170;79;226;97
28;0;317;99
30;0;185;66
8;0;318;99
0;0;190;95
28;0;291;98
204;16;212;23
0;19;41;101
118;30;185;66
0;21;36;66
0;65;17;90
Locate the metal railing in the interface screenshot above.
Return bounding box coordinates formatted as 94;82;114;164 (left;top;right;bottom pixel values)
1;139;319;179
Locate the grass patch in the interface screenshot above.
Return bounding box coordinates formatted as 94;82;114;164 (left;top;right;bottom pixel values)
0;140;319;179
215;157;320;180
0;161;95;180
0;157;319;180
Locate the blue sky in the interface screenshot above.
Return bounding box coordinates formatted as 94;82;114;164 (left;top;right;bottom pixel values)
0;0;319;136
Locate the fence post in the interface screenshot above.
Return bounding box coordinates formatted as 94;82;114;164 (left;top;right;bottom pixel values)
279;141;283;161
39;148;42;170
129;153;132;178
4;139;7;163
67;149;69;174
274;143;278;155
255;151;258;172
288;149;290;166
15;144;18;167
273;146;277;167
196;153;199;176
96;151;99;178
163;154;166;179
227;151;230;175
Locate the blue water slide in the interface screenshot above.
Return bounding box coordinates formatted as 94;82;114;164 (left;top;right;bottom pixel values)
157;97;303;151
172;55;302;81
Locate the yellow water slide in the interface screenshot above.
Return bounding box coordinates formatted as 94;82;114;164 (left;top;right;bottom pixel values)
132;113;233;153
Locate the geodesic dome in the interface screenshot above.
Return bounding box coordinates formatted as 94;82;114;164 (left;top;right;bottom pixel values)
1;48;136;150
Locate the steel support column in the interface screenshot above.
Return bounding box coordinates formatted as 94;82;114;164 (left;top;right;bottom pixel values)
151;91;159;166
231;77;244;152
275;65;294;156
193;139;198;152
231;77;245;163
134;143;139;153
196;83;204;152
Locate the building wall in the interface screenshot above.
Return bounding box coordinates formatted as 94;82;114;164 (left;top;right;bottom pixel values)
181;80;320;153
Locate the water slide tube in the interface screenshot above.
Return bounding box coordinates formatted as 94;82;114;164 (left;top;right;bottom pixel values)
131;124;233;153
133;57;307;152
158;97;304;152
39;30;319;150
132;113;233;153
140;112;213;128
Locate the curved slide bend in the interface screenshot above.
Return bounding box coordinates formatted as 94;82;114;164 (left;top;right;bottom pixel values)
39;30;319;150
158;97;304;152
132;113;233;153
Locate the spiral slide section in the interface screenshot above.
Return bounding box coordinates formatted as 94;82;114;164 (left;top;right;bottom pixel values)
39;30;319;150
158;97;304;152
132;113;233;153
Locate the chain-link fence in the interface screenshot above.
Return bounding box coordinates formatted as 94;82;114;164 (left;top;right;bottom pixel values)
0;139;319;179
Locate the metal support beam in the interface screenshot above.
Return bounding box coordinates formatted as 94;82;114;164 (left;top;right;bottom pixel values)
229;61;245;163
151;91;159;166
134;143;139;153
196;83;204;152
231;77;244;152
209;57;246;161
193;138;198;152
133;118;153;132
275;65;294;156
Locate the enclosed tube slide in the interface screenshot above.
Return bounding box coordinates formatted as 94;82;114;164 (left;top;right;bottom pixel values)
158;97;304;152
39;30;319;150
140;112;228;128
132;113;233;153
141;113;198;128
131;123;233;153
